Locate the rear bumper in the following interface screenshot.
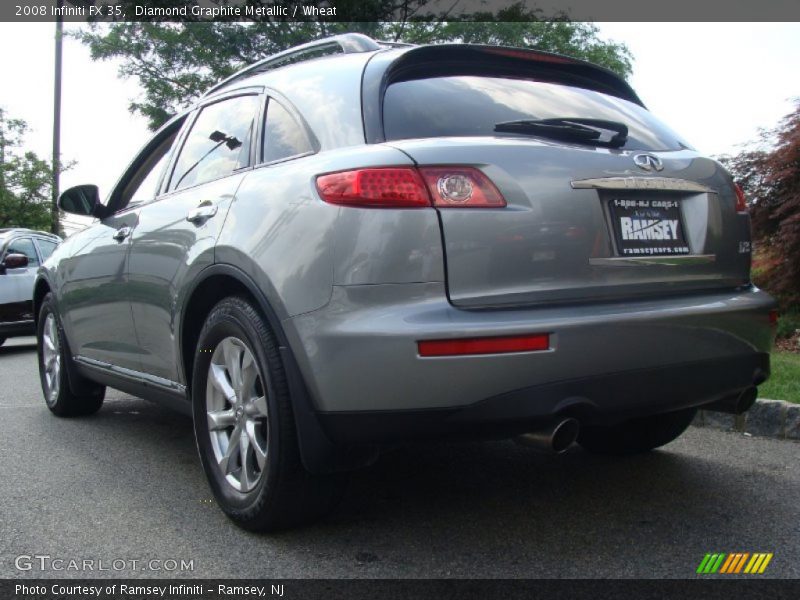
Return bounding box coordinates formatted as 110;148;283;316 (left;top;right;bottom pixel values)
317;352;769;444
282;283;775;433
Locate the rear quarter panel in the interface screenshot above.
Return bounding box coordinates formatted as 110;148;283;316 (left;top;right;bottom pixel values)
215;144;440;319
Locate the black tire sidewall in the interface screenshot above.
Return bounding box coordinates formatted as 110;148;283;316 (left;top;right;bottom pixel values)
192;298;285;514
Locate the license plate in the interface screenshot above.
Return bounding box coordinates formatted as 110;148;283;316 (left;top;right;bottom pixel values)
608;197;689;256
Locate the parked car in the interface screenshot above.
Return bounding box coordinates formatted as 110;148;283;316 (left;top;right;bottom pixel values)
0;229;60;346
36;34;776;531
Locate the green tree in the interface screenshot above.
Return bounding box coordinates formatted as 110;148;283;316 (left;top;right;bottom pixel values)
74;4;632;130
0;109;56;232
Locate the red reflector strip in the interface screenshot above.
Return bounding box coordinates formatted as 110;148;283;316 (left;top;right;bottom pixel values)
418;334;550;357
769;309;779;326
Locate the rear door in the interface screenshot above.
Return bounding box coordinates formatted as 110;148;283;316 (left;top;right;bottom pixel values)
127;91;263;384
381;71;751;308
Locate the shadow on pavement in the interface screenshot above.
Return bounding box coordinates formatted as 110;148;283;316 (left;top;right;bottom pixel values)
18;395;797;577
0;341;37;356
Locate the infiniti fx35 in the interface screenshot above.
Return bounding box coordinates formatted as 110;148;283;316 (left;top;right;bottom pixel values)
35;34;776;531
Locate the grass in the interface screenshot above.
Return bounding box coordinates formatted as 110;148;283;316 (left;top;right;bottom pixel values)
759;352;800;404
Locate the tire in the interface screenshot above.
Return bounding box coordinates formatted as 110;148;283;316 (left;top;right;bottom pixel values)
191;296;345;532
577;407;697;455
37;293;105;417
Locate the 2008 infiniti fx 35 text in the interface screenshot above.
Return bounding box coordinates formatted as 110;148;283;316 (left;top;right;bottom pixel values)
35;34;776;531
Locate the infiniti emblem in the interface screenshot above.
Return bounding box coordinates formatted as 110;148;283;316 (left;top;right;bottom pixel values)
633;153;663;172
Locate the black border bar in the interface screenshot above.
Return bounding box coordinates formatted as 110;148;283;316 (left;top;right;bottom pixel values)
3;0;800;23
4;579;800;600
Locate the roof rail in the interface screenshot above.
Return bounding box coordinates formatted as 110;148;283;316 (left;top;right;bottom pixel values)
203;33;387;97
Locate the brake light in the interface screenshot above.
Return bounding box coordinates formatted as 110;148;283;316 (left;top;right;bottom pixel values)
734;183;748;213
419;167;506;208
316;166;506;209
769;309;779;327
316;168;431;208
418;333;550;357
484;48;576;65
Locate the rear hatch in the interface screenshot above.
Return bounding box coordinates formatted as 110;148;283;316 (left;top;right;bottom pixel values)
378;47;752;308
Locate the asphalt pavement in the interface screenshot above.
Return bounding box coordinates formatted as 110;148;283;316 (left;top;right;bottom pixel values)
1;336;798;579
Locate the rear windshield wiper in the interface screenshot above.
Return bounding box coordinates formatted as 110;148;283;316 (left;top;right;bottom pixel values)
494;118;628;148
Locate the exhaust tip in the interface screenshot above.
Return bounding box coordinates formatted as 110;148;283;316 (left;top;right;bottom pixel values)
551;418;580;453
753;368;768;386
515;417;580;454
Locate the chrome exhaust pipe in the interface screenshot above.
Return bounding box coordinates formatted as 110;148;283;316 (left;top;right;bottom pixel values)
515;418;580;454
703;386;758;415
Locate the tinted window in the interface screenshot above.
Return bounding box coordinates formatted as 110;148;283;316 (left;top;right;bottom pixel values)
383;76;690;151
123;136;176;208
263;99;313;163
35;238;58;261
5;237;39;266
169;95;260;192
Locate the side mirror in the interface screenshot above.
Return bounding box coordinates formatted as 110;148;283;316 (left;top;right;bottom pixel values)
58;184;108;218
0;253;29;273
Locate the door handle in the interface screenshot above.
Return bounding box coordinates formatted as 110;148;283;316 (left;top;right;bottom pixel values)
186;201;218;224
112;226;132;241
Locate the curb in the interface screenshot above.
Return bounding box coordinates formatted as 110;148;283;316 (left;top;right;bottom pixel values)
693;398;800;440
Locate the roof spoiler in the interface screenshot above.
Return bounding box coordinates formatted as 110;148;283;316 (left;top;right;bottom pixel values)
385;44;644;107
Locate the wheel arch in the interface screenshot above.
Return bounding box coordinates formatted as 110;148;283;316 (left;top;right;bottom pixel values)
32;276;53;328
178;263;378;475
178;263;290;390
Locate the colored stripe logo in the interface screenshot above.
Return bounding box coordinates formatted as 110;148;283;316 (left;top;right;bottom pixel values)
697;553;773;574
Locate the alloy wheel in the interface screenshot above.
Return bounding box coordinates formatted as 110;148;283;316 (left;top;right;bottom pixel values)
42;313;61;404
205;336;269;493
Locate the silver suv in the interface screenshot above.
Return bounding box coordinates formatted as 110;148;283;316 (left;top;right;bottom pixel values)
36;34;776;531
0;228;60;346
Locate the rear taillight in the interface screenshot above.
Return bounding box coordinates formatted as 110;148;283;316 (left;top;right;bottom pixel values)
315;166;506;209
418;333;550;357
316;167;430;208
769;309;779;327
734;183;748;213
419;167;506;208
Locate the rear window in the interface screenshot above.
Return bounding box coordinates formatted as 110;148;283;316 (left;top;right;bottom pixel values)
383;76;690;152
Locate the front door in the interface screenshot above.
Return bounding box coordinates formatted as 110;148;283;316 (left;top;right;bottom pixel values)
58;212;141;369
127;92;263;384
59;118;185;371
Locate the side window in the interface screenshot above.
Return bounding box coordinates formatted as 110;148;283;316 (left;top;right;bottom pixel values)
262;99;313;163
127;150;172;207
169;95;260;192
113;120;184;213
35;238;58;261
5;237;39;267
